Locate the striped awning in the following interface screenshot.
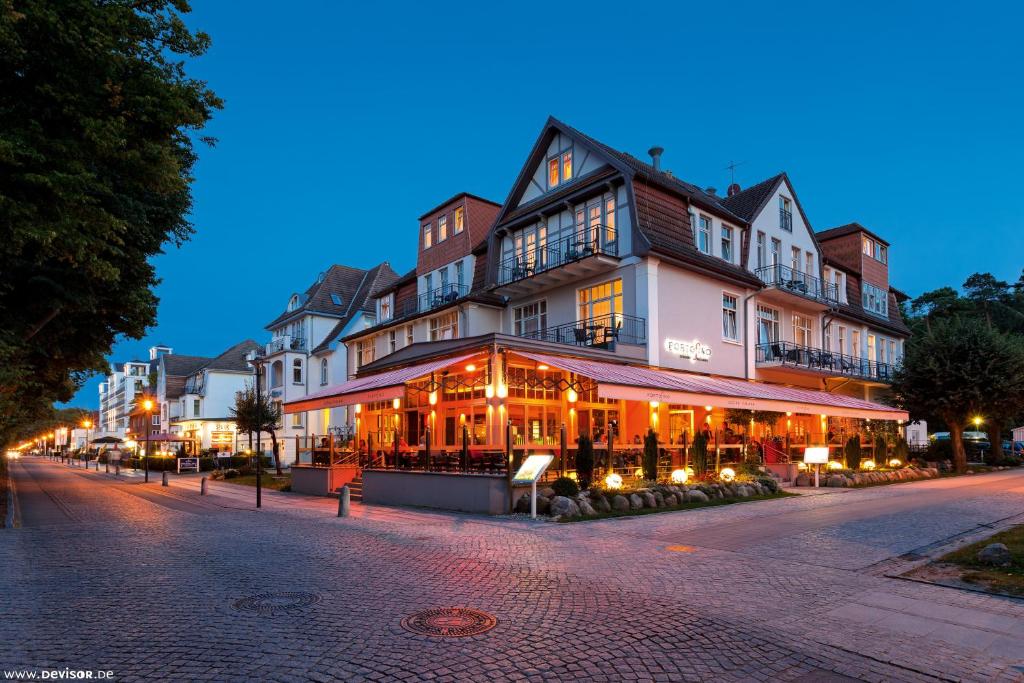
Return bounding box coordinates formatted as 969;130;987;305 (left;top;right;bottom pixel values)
516;351;907;421
282;354;475;414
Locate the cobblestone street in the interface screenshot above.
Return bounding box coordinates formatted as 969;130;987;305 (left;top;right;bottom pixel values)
3;457;1023;682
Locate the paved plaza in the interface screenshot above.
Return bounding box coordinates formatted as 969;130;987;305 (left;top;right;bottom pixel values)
2;457;1023;682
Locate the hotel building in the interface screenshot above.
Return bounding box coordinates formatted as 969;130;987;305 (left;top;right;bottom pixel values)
284;118;909;510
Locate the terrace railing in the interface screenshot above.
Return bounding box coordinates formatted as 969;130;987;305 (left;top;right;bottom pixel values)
756;341;895;382
497;225;618;286
516;313;647;349
755;264;839;304
418;283;469;312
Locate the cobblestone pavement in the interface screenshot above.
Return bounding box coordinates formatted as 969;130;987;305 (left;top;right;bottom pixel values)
2;457;1023;682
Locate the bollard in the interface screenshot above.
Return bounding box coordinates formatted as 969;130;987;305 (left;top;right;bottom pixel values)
200;476;207;496
115;463;120;477
337;485;350;517
105;460;109;474
161;470;168;487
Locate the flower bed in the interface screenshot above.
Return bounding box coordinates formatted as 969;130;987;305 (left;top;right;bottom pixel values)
793;466;939;488
515;475;787;521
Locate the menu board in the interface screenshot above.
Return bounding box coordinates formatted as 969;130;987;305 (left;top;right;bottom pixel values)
511;454;554;485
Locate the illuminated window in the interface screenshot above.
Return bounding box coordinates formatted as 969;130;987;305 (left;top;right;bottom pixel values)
454;206;464;234
422;222;432;249
438;215;448;242
548;158;559;188
562;150;572;181
792;314;812;346
292;358;303;384
578;279;622;322
756;305;780;344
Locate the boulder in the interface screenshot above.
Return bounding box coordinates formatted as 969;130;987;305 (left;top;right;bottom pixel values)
735;485;752;498
592;495;612;513
514;493;531;513
977;543;1012;567
611;495;630;512
578;499;598;516
642;492;657;508
629;493;644;510
549;496;580;519
535;495;551;515
795;473;811;487
539;486;556;498
688;489;709;503
677;489;690;503
827;475;847;487
664;494;677;506
652;491;665;507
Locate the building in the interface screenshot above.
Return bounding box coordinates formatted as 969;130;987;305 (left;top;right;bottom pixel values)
283;117;910;511
257;262;400;462
97;348;168;436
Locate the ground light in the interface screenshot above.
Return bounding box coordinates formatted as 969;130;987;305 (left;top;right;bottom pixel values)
604;473;623;489
670;468;688;484
719;467;736;482
827;460;843;470
889;458;902;468
862;460;876;470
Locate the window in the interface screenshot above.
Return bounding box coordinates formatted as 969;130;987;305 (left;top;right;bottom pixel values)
514;301;547;337
423;273;432;296
721;226;733;262
698;215;711;254
805;251;814;277
867;334;877;362
837;325;847;355
292;358;303;384
455;260;464;289
430;312;458;341
861;282;889;318
862;235;888;264
756;305;780;344
790;246;801;272
548;158;559;188
722;293;739;341
388;330;397;354
454;207;464;234
330;294;343;306
355;340;374;369
291;411;303;428
406;325;414;346
792;314;812;346
887;339;896;364
824;267;846;302
422;223;432;249
380;295;392;321
770;238;781;266
779;196;793;231
320;358;328;385
193;399;200;416
823;322;832;351
578;279;623;322
852;330;861;357
438;215;448;242
756;232;766;269
562;150;573;182
440;268;449;293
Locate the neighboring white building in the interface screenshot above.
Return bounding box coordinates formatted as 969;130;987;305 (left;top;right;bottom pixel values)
97;350;164;436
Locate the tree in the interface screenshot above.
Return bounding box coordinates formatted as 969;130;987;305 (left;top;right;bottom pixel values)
892;317;1024;473
230;386;283;475
0;0;221;446
963;273;1011;330
642;429;659;481
575;434;594;491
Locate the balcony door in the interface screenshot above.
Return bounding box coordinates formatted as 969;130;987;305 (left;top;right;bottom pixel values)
578;279;623;325
756;305;780;345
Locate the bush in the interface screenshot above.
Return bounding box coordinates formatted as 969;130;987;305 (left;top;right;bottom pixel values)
551;476;579;498
691;432;709;477
576;435;595;491
844;436;862;470
893;437;909;463
756;476;779;493
221;468;240;480
736;461;763;477
874;434;888;459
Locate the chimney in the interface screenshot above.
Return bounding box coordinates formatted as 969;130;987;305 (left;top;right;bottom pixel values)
727;182;741;197
705;187;718;197
648;146;664;172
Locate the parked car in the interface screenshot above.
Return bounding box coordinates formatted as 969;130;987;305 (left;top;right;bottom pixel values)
930;431;990;459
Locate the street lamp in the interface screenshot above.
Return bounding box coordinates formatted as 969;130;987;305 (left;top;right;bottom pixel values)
973;416;983;431
82;419;92;468
247;356;265;509
143;399;154;483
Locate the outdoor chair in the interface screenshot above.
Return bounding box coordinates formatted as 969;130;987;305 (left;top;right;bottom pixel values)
573;327;589;345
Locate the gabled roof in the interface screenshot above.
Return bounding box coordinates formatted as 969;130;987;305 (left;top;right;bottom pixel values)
203;339;261;372
418;192;500;221
265;263;400;330
307;262;402;354
817;222;891;247
719;173;785;222
162;354;211;377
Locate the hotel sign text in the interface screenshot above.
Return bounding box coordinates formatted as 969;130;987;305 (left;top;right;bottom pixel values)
664;338;712;363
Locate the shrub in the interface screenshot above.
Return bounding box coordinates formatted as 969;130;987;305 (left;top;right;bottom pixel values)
691;432;709;477
576;435;595;490
893;437;909;463
221;468;240;480
551;476;579;498
209;469;225;480
642;429;659;481
844;436;862;470
874;434;888;459
736;461;763;477
757;476;779;493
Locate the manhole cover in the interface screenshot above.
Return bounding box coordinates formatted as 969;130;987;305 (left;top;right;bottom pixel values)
232;591;321;615
400;607;497;637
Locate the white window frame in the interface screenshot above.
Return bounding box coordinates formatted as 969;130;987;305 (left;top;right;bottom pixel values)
756;232;766;269
422;222;432;249
292;358;303;385
388;330;397;354
513;300;547;337
698;215;711;254
430;312;458;341
454;206;465;234
756;304;780;344
792;314;812;347
721;225;734;262
722;292;739;342
438;214;448;242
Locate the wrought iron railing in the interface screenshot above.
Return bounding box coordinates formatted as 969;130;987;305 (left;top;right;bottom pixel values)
516;313;647;349
755;341;895;382
755;264;839;303
266;336;307;355
779;208;793;232
497;225;618;286
418;283;469;312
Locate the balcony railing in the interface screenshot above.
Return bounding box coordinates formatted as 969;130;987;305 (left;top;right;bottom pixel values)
779;208;793;232
418;283;469;313
755;264;839;304
266;335;307;355
516;313;646;349
497;226;618;286
756;341;895;382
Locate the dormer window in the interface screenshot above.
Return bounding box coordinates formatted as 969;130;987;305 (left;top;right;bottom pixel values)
330;294;343;306
379;294;392;321
454;206;465;234
287;294;300;311
862;235;888;264
423;222;433;249
547;147;573;189
438;215;448;242
697;215;711;254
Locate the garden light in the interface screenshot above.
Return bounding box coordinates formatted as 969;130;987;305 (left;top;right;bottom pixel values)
862;460;876;470
670;468;689;484
827;460;843;470
633;467;643;478
604;473;623;489
889;458;902;468
719;467;736;482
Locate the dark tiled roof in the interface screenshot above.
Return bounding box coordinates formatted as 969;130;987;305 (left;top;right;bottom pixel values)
369;268;415;298
719;173;785;222
308;262;401;354
817;222;891;247
162;354;211;377
265;262;400;329
418;192;500;221
204;339;261;372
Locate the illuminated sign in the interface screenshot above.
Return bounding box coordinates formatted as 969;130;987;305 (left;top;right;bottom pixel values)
803;447;829;464
512;454;555;486
664;338;712;363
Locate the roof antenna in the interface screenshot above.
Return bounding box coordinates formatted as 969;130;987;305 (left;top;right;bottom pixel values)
724;160;746;184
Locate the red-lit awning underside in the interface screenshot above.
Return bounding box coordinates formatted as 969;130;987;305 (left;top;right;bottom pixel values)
282;354;475;414
516;352;908;421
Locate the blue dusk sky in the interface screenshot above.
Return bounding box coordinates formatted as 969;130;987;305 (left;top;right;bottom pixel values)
67;1;1024;407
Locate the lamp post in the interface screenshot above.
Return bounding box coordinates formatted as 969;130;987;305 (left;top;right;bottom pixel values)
82;419;92;467
143;399;154;483
248;355;265;509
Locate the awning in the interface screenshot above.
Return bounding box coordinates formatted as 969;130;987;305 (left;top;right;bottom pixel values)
516;352;907;421
283;354;476;414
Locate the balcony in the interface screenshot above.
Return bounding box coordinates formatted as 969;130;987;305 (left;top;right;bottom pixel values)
779;207;793;232
755;341;894;383
495;226;620;296
265;335;307;356
755;264;839;307
516;313;646;350
418;283;468;313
